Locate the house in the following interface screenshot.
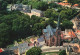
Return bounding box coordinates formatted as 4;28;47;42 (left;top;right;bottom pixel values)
11;4;31;13
9;46;19;55
31;9;43;17
26;9;44;17
9;42;30;55
0;48;4;53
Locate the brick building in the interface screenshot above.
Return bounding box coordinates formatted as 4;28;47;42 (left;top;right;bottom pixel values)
43;15;63;46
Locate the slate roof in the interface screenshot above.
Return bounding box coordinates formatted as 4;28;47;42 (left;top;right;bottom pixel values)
37;37;44;42
18;42;29;54
43;25;56;40
31;9;42;13
9;46;18;50
9;42;29;54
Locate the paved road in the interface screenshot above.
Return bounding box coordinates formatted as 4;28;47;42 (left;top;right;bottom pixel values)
41;46;66;52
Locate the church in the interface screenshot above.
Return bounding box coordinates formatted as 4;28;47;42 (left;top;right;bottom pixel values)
43;15;63;46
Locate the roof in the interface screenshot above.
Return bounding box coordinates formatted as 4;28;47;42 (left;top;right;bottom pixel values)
0;48;3;53
73;4;79;7
31;9;42;13
9;46;18;50
37;37;44;42
46;25;56;36
43;25;56;40
9;42;29;54
58;2;69;6
18;42;29;54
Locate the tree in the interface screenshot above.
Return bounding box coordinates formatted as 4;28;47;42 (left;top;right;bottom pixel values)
32;23;44;36
12;14;31;38
48;3;62;9
44;9;59;21
59;50;66;55
44;9;53;18
67;0;80;6
60;9;77;20
0;0;7;11
36;1;48;11
28;1;48;11
61;20;73;30
22;0;28;4
26;47;42;55
0;23;10;47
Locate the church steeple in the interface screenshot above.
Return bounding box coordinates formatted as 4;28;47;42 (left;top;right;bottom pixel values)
56;14;60;30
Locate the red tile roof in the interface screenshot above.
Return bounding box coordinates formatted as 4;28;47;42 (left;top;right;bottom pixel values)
58;2;69;6
0;48;3;53
73;4;79;7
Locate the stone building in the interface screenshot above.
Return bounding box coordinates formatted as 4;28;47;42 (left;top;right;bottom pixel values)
11;4;31;13
27;9;44;17
43;15;63;46
31;9;43;17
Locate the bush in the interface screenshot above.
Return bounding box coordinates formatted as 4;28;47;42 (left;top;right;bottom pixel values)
26;47;42;55
59;50;66;55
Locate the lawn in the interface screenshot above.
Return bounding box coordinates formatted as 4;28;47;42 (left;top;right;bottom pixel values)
42;52;60;55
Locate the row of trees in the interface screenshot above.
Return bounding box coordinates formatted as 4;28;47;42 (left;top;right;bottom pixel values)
44;8;77;30
0;11;47;47
26;47;66;55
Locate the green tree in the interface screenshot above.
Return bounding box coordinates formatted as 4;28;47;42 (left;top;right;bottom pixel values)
36;1;48;11
22;0;29;4
67;0;80;6
0;23;10;47
60;9;77;20
44;9;59;21
44;9;53;18
48;3;62;9
61;20;73;30
26;47;42;55
28;1;48;11
0;0;7;11
12;14;31;38
59;50;66;55
32;23;44;36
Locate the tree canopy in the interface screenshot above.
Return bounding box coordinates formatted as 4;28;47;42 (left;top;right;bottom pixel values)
0;0;7;11
26;47;42;55
61;20;73;30
59;50;66;55
67;0;80;5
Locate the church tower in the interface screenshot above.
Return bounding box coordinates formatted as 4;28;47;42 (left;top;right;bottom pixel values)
55;14;61;46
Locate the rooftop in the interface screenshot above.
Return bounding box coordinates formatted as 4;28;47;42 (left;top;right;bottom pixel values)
31;9;42;13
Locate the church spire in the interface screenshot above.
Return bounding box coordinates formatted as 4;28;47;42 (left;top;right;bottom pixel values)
56;14;60;30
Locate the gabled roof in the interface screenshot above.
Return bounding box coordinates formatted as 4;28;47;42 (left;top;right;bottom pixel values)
43;25;56;40
43;25;56;36
0;48;3;53
9;46;18;50
31;9;42;13
18;42;29;54
37;37;44;42
9;42;29;54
